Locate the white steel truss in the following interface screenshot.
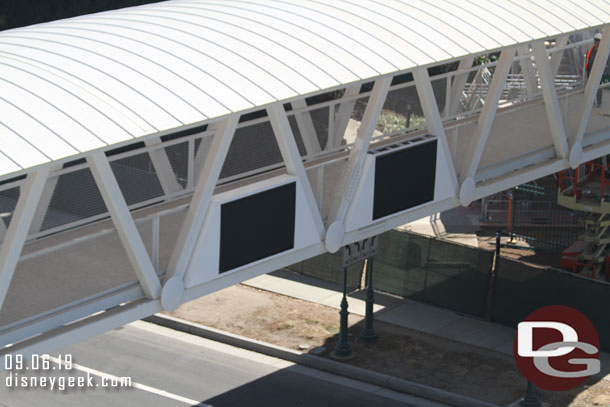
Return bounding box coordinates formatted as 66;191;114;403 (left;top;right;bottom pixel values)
3;32;610;359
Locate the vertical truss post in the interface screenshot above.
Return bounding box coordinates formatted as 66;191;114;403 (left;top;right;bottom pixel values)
331;85;361;150
532;41;569;160
88;152;161;299
145;136;182;195
459;48;516;206
167;117;238;279
571;30;610;168
518;45;538;96
413;67;459;194
0;167;49;310
268;103;325;237
326;78;391;252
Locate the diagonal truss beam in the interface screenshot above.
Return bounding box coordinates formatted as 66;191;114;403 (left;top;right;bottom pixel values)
28;164;62;235
459;48;516;184
550;36;569;79
413;67;459;194
0;167;50;310
145;136;183;195
291;98;322;156
167;116;238;279
193;125;216;185
532;41;569;160
327;77;392;240
571;29;610;168
268;103;325;237
518;45;538;96
88;152;162;299
331;85;361;150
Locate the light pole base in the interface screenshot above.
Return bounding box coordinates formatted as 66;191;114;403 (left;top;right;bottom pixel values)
330;343;353;360
359;328;377;342
520;382;542;407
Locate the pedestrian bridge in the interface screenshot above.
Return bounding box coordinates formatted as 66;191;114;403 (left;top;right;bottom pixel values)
2;0;610;356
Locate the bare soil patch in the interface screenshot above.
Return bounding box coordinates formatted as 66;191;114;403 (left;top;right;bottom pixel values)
167;284;609;406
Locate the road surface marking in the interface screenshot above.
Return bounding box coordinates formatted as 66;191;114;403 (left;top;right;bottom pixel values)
48;356;212;407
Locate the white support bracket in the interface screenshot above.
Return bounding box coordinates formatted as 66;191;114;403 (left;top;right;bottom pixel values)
571;29;610;168
0;166;50;311
518;45;538;96
325;77;392;252
268;103;325;237
145;136;183;195
291;98;322;156
331;85;361;150
413;67;459;194
532;41;569;160
87;152;162;299
167;116;238;281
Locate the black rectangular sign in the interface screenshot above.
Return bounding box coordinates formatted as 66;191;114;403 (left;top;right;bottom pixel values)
219;182;296;273
372;139;437;220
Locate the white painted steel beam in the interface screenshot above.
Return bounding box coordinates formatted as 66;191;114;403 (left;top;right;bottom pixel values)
459;48;516;206
1;299;161;359
194;126;216;185
291;98;322;155
518;45;538;96
413;68;458;194
268;103;325;237
167;117;238;280
532;42;570;160
87;152;161;299
326;77;391;252
550;36;569;79
331;85;361;150
445;57;474;159
0;167;49;311
473;159;567;201
28;165;62;235
145;136;183;195
571;29;610;167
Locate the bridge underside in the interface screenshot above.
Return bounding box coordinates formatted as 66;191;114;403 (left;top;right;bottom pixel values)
3;31;610;356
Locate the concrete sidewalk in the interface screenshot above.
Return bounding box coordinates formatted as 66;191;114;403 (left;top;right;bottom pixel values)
243;269;610;381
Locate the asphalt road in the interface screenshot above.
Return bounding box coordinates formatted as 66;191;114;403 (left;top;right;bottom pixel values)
0;321;435;407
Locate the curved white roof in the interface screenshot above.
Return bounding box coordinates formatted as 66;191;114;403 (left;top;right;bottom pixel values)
1;0;610;177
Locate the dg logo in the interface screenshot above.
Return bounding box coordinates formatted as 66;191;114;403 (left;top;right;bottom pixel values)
513;305;601;391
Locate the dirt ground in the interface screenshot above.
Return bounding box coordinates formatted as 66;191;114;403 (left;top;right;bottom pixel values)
168;284;610;407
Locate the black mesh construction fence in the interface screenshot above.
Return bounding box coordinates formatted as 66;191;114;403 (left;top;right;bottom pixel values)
373;230;492;318
492;257;610;350
286;251;364;290
290;229;610;350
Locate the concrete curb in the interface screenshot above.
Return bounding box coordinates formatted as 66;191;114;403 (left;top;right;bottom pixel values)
144;313;501;407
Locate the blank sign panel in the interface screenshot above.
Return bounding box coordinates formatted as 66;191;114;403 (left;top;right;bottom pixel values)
219;182;296;273
373;139;437;220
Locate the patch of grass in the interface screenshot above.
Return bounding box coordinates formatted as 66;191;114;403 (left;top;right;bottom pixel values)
278;323;294;330
305;318;319;325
